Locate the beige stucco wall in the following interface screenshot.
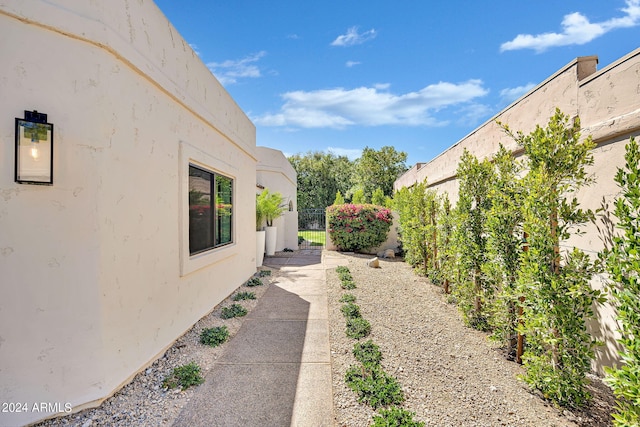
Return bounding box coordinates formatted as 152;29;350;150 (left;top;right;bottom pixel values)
571;49;640;371
0;1;257;425
256;146;298;251
394;56;598;202
394;48;640;374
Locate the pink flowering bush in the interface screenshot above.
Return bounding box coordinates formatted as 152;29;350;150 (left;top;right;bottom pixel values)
327;204;392;252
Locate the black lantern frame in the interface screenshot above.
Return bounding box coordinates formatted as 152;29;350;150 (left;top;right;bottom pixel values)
15;110;53;185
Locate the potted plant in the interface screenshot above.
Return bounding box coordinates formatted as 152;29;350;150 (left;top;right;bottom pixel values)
257;188;286;256
256;193;266;267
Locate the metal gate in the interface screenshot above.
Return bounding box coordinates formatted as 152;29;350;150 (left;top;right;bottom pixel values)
298;208;326;249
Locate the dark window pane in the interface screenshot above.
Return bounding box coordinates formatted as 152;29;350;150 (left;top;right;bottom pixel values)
189;165;213;254
188;165;234;255
215;175;233;246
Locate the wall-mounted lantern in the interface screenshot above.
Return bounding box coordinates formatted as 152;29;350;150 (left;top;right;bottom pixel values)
15;110;53;185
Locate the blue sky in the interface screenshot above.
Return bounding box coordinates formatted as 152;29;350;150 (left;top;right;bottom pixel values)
153;1;640;166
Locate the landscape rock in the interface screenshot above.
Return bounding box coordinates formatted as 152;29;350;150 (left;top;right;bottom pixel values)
377;249;396;259
366;257;379;268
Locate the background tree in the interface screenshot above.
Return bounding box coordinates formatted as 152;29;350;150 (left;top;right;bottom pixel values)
288;151;353;209
333;191;345;205
333;154;354;198
352;146;408;200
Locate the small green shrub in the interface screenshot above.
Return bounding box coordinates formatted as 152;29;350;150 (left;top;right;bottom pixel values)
162;363;205;390
336;266;353;281
340;293;357;303
336;267;357;289
346;317;371;339
341;279;357;290
371;407;424;427
341;302;361;319
345;365;404;409
258;270;271;277
339;271;353;281
327;204;393;252
353;340;382;367
220;304;248;319
467;315;490;332
245;277;263;287
233;291;256;301
199;326;229;347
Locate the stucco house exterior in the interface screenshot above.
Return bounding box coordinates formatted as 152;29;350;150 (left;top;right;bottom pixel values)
0;1;265;425
256;146;299;251
394;47;640;374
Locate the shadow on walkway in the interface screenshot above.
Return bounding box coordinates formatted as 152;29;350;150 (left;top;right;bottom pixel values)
173;249;334;427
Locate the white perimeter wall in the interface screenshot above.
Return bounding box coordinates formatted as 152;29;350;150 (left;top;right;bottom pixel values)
394;49;640;374
0;1;257;425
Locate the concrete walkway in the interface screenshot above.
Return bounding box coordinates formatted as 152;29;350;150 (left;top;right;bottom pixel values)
172;248;347;427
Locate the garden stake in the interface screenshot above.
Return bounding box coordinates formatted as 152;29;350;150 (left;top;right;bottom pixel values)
516;296;525;364
516;232;528;364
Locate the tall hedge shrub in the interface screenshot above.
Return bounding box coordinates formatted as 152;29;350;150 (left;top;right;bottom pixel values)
393;181;439;275
436;194;456;294
453;149;494;330
483;144;524;355
327;204;392;252
602;137;640;426
505;109;604;408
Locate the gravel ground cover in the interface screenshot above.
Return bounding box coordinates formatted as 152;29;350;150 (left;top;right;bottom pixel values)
33;272;274;427
327;252;615;427
33;251;615;427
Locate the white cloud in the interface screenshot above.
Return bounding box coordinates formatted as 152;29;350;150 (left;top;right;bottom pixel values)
326;147;362;160
331;26;377;47
500;83;536;103
501;0;640;53
253;80;489;129
346;60;361;68
206;51;266;85
189;43;201;57
455;104;493;127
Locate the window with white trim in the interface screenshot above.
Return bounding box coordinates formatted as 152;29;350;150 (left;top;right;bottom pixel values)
188;164;233;254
